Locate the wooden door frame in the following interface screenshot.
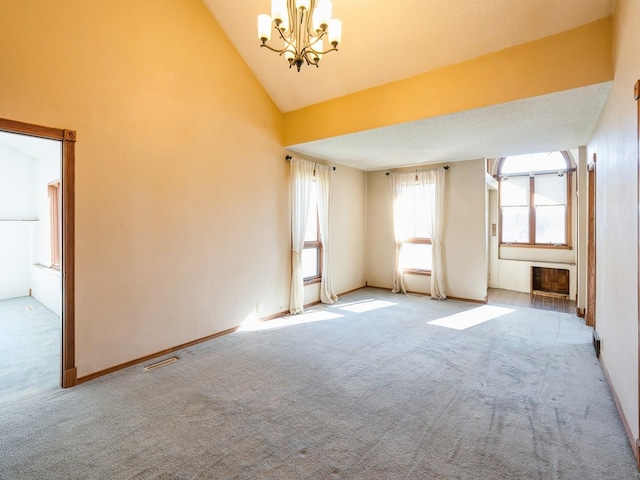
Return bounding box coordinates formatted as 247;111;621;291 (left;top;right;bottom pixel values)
586;156;596;328
0;117;76;388
635;80;640;465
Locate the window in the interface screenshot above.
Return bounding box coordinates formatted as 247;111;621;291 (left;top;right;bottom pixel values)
302;181;322;284
48;180;61;269
395;181;433;274
498;151;571;247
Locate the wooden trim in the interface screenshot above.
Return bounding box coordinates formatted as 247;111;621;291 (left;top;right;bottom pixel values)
636;79;640;466
498;152;573;247
586;155;596;328
260;310;290;321
403;237;432;244
0;118;76;388
302;285;367;308
446;295;488;304
0;117;66;140
302;204;323;283
77;326;239;384
364;285;487;304
500;243;572;250
61;129;76;387
601;357;640;468
576;307;585;318
403;269;431;276
529;176;536;244
566;171;573;248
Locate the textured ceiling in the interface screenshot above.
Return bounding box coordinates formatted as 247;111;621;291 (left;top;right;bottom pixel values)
0;131;60;160
286;82;613;170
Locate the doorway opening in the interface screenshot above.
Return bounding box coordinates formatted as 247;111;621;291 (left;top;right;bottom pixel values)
0;118;76;390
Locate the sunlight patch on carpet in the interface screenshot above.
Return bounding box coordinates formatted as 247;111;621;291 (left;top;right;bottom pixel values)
334;299;397;313
428;305;515;330
239;310;344;332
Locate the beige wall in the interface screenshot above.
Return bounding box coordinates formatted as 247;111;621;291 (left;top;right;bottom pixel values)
444;160;488;301
0;0;289;377
366;159;487;302
587;0;640;443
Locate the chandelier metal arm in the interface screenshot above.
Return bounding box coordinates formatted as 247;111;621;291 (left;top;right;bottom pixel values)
258;0;342;72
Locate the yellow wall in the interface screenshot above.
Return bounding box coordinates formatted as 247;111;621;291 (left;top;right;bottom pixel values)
284;18;613;147
0;0;290;376
0;0;372;378
587;0;640;445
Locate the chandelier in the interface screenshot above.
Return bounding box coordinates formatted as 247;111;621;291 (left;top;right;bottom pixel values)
258;0;342;72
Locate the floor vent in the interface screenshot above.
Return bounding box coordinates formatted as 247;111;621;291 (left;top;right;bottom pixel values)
144;357;178;371
592;331;601;358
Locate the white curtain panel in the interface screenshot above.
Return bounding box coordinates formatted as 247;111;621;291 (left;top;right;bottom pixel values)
289;158;315;314
390;171;415;294
315;164;338;305
427;168;446;299
390;168;446;299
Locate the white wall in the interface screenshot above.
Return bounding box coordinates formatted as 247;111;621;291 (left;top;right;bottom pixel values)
587;0;640;444
0;140;62;314
366;159;488;302
0;144;35;299
30;154;62;316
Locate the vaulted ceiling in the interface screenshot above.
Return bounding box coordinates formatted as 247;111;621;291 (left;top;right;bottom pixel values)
213;1;614;169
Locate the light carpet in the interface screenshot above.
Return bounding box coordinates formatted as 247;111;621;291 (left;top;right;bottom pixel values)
0;288;637;479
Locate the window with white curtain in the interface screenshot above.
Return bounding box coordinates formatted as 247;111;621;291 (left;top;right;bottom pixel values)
302;181;322;283
396;182;433;274
498;151;571;247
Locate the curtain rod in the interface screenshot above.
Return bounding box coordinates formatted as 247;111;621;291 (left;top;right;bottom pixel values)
386;166;449;175
285;155;336;170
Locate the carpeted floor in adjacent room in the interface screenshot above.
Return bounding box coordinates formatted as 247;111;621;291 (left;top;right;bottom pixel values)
0;288;637;479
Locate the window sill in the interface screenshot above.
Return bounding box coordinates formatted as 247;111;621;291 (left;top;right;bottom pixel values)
32;263;62;275
304;277;321;286
500;243;572;250
403;269;431;276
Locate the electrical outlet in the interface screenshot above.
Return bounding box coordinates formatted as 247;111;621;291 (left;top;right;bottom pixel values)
256;303;262;313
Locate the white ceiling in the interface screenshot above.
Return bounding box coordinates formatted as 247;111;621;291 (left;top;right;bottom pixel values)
287;82;613;170
0;131;60;160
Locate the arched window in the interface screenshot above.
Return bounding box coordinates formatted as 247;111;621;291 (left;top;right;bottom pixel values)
498;151;572;247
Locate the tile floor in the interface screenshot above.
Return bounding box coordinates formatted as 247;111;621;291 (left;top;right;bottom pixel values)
488;288;576;314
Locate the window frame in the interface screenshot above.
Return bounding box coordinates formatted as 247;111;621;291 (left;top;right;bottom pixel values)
497;151;573;249
48;180;61;269
401;237;432;276
303;203;322;286
397;179;433;276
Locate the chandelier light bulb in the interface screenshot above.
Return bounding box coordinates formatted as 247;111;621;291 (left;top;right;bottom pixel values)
258;0;342;71
328;18;342;47
271;0;287;28
258;14;272;43
313;0;332;32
